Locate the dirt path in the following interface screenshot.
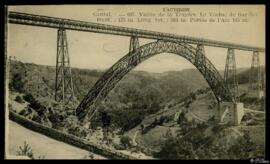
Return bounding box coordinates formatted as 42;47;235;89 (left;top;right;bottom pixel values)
7;120;107;159
132;130;139;146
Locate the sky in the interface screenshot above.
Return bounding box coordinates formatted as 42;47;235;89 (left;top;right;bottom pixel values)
7;5;265;73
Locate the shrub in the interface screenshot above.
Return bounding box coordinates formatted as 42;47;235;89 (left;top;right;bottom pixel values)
228;130;259;159
208;116;215;122
10;73;25;93
120;136;132;149
15;96;24;103
23;94;35;104
154;137;196;159
121;117;143;132
16;141;34;159
68;127;81;137
48;113;63;129
68;126;87;138
32;115;41;123
23;93;46;115
113;143;125;150
100;112;111;128
19;109;27;116
212;124;225;133
197;122;208;129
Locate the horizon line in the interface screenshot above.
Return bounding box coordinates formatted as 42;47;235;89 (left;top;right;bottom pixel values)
8;59;262;74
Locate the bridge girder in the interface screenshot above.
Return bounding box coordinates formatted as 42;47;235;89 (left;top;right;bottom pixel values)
8;11;265;52
8;11;265;122
75;41;233;121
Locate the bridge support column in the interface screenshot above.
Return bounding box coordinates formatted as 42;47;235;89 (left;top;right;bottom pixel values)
129;36;139;52
224;48;239;102
218;102;244;125
55;28;75;108
249;51;263;99
129;36;140;65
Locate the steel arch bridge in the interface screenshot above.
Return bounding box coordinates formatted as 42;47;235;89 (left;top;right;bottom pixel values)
7;11;265;124
76;40;232;120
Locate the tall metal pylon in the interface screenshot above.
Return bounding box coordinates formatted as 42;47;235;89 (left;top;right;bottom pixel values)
224;48;239;102
55;28;75;107
249;51;262;91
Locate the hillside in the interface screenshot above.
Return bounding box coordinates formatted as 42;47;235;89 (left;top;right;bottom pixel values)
8;60;209;103
7;60;265;159
8;60;210;130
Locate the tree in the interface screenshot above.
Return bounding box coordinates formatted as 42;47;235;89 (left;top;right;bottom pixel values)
228;130;258;159
120;136;132;149
23;94;35;104
154;137;196;159
100;112;111;128
10;73;25;93
23;93;46;115
48;113;63;129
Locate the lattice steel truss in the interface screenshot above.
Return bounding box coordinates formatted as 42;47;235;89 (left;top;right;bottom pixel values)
129;36;140;65
8;11;266;122
129;36;139;52
224;48;239;102
249;51;262;90
195;44;206;75
55;28;75;107
76;41;233;120
8;11;264;52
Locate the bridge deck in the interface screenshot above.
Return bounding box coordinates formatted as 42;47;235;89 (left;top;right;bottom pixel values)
8;11;264;52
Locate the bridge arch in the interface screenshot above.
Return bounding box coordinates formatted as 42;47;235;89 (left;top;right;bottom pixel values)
76;41;233;120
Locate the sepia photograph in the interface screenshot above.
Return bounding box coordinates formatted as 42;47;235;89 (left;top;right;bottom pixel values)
4;5;266;160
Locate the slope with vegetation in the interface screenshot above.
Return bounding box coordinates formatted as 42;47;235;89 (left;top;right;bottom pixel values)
8;60;265;159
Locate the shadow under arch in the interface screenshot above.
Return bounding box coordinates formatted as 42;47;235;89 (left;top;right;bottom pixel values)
76;40;233;120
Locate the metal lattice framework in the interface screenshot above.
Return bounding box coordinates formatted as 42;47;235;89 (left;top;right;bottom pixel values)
224;48;239;102
8;11;264;52
76;41;233;120
195;44;206;75
7;11;265;121
129;36;140;52
249;51;262;90
55;28;75;106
